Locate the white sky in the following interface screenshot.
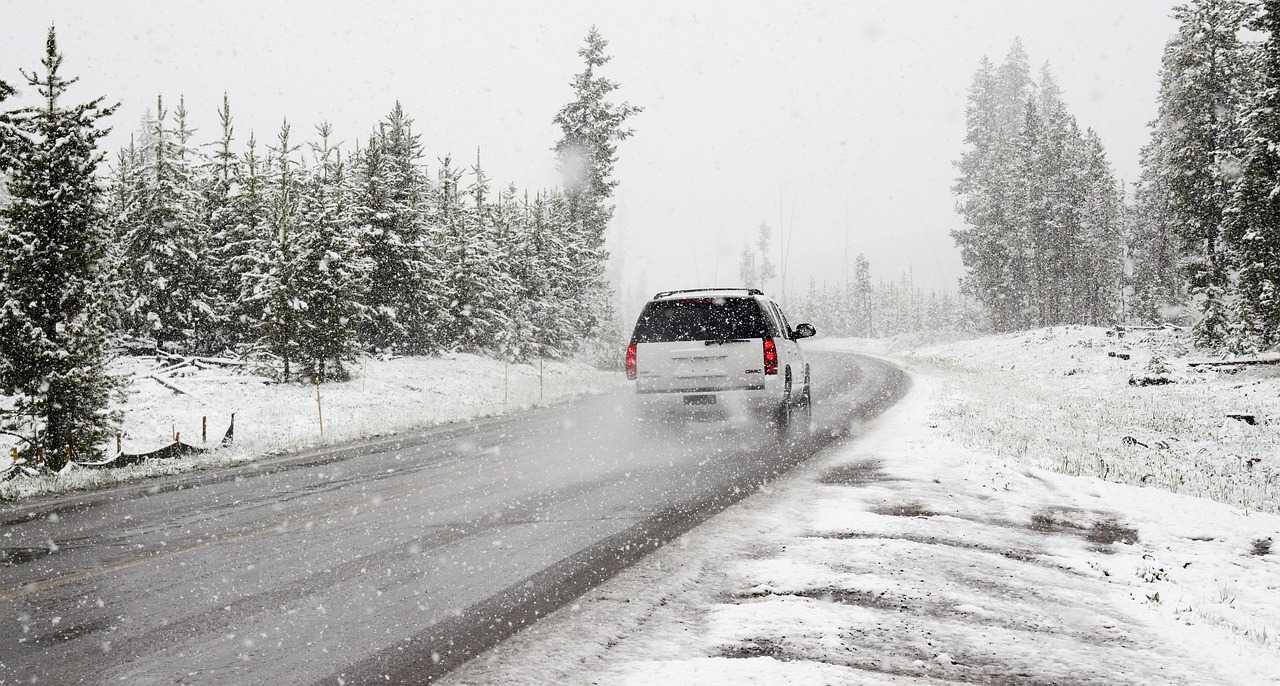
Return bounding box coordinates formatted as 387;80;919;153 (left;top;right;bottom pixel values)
2;0;1179;309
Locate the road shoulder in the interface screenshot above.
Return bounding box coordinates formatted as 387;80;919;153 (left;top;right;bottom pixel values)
443;371;1280;685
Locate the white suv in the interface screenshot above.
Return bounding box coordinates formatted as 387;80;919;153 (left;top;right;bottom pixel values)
625;288;816;432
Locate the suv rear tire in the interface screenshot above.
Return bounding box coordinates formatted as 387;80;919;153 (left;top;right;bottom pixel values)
773;369;794;439
797;366;813;436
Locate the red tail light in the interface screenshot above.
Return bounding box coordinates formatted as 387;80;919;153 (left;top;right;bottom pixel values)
626;342;638;380
762;337;778;375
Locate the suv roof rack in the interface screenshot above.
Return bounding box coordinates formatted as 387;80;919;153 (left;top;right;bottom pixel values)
652;287;764;299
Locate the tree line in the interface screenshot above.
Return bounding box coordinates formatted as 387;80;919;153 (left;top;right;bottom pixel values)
788;255;977;340
0;26;638;466
951;39;1125;335
957;2;1280;353
1130;0;1280;351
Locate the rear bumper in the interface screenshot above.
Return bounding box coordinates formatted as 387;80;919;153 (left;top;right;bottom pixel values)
636;383;764;394
632;381;781;412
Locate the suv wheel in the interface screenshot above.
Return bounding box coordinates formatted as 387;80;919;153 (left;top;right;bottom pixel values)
773;370;794;438
797;366;813;435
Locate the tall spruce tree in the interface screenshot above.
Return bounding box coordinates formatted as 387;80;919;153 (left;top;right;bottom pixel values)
250;121;305;378
1225;0;1280;348
1159;0;1254;345
1130;115;1184;322
0;27;119;467
452;152;515;352
294;123;367;380
952;56;1004;326
203;93;240;349
226;133;270;346
1079;130;1124;325
438;154;488;350
352;104;441;353
524;190;580;357
953;44;1035;331
1032;67;1086;326
552;27;640;348
854;254;874;336
121;95;217;351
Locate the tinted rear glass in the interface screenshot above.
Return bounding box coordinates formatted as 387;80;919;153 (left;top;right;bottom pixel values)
631;297;769;343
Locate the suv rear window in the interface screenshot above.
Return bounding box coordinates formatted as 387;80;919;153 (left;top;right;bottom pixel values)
631;297;769;343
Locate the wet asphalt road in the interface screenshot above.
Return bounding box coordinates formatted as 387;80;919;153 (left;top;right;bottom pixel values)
0;351;906;685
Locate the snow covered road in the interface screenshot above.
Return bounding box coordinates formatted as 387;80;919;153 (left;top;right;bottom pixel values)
0;351;906;684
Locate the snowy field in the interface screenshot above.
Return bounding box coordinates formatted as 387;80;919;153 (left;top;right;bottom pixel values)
872;326;1279;514
443;333;1280;684
0;353;622;501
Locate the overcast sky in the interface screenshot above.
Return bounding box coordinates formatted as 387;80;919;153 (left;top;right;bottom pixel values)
2;0;1179;310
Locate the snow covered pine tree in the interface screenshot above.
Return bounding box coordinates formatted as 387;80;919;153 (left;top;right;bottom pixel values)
120;95;218;353
0;27;120;468
293;123;368;381
1152;0;1253;346
552;27;641;363
1226;0;1280;349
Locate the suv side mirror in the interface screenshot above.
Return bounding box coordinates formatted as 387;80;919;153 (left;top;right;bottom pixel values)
793;323;816;339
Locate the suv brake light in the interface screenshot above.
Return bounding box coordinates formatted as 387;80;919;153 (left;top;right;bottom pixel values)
626;342;638;380
762;337;778;375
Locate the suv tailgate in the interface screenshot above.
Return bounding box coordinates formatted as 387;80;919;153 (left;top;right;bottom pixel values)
630;297;769;394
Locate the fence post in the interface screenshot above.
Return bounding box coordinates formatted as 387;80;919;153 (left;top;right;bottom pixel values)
314;379;324;437
201;416;207;445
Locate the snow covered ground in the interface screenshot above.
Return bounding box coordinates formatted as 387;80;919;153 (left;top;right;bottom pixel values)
883;326;1280;514
444;333;1280;685
0;353;622;501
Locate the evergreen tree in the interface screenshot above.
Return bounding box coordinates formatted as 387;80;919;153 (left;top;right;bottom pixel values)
349;132;396;349
203;93;241;349
526;189;581;357
1032;66;1086;326
1129;118;1184;322
1225;0;1280;348
250;121;305;378
953;44;1033;331
439;152;513;352
491;184;535;361
738;245;758;288
1006;96;1042;328
352;104;441;353
854;254;874;336
101;138;140;332
226;133;270;346
120;94;217;351
0;27;119;467
756;223;777;287
294;123;367;380
1079;131;1124;325
552;27;640;342
1158;0;1254;344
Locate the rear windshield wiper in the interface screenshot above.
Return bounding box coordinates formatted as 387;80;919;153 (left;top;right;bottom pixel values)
704;338;751;346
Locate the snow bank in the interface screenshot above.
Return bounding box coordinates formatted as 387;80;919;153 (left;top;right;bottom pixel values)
1;353;622;501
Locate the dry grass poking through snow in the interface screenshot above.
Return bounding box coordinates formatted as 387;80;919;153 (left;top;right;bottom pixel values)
899;326;1280;513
